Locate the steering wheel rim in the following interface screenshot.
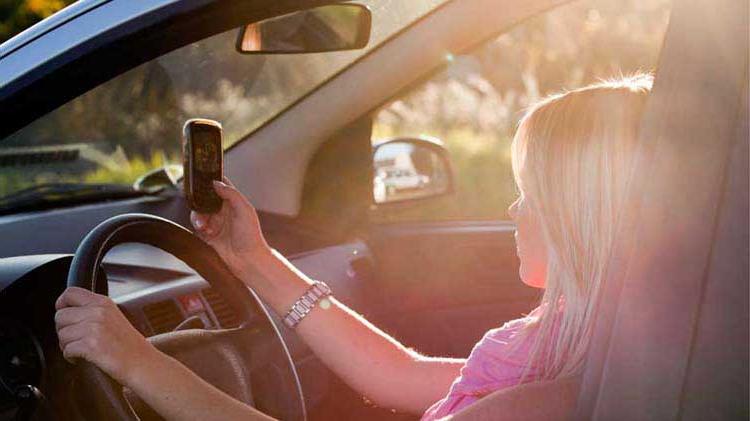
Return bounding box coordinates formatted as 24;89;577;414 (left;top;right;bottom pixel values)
66;213;305;421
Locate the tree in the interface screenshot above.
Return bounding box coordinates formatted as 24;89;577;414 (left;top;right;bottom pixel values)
0;0;76;43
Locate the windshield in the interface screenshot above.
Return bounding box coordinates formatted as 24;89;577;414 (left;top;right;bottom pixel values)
0;0;448;202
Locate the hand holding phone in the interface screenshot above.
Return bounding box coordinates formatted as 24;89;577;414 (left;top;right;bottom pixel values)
183;118;224;213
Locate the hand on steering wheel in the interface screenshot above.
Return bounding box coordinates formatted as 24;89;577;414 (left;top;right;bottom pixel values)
56;213;305;421
55;287;157;387
54;177;267;388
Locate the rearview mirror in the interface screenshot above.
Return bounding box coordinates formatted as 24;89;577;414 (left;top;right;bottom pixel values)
373;137;454;205
236;4;371;54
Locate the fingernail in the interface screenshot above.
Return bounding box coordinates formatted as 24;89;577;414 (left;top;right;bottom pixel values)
213;180;227;188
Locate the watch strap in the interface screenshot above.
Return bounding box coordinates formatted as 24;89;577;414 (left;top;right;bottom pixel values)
282;281;332;329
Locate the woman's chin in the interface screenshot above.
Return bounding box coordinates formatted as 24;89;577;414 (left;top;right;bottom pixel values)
523;279;545;289
519;267;546;289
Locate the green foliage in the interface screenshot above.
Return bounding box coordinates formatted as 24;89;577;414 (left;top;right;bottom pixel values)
372;0;670;222
0;151;178;198
0;0;76;42
81;151;178;184
0;171;30;198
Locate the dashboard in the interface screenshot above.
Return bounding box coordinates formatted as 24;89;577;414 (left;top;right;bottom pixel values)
0;240;374;420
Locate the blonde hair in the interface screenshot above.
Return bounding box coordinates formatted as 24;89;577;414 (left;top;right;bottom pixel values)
510;74;653;380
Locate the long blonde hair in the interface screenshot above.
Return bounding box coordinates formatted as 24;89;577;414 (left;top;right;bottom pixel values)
511;74;652;380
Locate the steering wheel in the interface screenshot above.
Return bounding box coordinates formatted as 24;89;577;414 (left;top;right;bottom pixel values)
65;213;305;420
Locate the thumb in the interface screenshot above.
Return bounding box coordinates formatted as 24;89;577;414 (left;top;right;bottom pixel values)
213;180;249;212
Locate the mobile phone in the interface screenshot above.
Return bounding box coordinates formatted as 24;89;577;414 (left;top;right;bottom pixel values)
183;118;224;213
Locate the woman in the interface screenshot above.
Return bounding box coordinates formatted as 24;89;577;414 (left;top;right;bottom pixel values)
54;74;652;420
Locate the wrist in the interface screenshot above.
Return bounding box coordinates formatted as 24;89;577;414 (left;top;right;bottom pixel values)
236;248;313;315
237;246;280;282
121;342;168;389
234;245;276;282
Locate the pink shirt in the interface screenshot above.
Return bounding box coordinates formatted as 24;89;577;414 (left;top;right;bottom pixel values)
421;315;543;420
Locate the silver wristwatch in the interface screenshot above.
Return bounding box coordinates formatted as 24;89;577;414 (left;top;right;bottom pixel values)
282;281;332;329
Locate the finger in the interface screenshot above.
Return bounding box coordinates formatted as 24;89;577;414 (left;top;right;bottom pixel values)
57;322;97;347
55;306;100;328
56;287;105;310
191;218;217;244
202;213;224;237
212;180;250;212
221;176;236;188
190;211;209;231
190;209;222;239
61;339;93;364
192;224;212;243
190;212;220;240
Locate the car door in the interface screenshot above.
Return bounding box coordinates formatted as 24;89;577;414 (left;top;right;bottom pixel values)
365;217;530;357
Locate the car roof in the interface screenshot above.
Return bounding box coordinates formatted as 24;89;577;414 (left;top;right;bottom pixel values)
0;0;182;90
0;0;110;60
0;0;336;140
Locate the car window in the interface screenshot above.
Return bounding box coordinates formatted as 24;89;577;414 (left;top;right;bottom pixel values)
0;0;449;202
371;0;670;222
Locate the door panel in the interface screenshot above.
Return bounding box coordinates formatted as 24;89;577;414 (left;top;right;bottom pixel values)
364;220;539;357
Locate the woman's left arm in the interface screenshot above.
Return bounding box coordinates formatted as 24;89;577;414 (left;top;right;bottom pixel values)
55;286;274;421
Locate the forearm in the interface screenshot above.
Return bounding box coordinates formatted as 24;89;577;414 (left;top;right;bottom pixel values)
241;249;464;414
126;347;274;421
296;296;464;413
55;287;272;420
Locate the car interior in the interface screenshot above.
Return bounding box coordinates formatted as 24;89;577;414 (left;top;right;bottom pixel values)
0;0;746;420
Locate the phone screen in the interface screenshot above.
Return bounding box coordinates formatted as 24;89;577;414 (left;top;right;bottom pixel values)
193;130;220;173
184;119;223;213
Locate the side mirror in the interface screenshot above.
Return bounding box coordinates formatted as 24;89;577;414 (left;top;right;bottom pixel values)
236;4;371;54
372;136;454;205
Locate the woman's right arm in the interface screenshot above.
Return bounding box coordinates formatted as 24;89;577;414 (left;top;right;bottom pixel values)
55;287;274;421
250;248;463;414
192;180;464;414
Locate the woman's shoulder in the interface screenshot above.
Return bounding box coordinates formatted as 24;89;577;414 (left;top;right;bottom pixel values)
482;313;536;342
469;312;541;363
447;314;540;398
477;323;522;348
